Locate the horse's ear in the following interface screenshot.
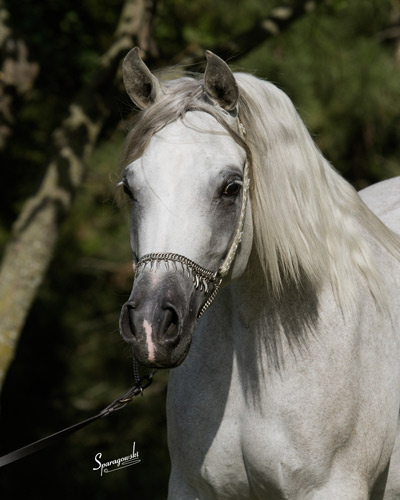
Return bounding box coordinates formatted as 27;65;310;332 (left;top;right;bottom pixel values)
204;51;239;111
123;47;163;110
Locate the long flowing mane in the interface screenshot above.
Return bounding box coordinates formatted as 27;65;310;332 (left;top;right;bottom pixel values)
120;72;400;311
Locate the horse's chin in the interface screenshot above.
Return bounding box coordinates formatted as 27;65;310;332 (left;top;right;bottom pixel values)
132;337;192;369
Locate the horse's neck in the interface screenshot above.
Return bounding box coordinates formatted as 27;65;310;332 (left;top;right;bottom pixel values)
218;251;320;371
227;253;269;328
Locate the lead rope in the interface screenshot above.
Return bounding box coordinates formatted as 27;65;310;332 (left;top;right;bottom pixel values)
0;371;155;468
132;348;158;395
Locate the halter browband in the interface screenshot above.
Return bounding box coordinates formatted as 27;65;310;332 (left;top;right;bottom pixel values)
134;118;249;318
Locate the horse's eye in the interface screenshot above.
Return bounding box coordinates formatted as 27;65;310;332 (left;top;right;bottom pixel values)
123;184;134;199
223;181;242;197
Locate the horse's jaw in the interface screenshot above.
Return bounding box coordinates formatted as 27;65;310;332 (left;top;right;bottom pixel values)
119;268;203;368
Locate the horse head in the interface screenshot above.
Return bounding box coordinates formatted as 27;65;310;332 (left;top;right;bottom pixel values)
119;48;253;368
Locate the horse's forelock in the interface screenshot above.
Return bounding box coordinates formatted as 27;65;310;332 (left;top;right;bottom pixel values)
119;75;248;174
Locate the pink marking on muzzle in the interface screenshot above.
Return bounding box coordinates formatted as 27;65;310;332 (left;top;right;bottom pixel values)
143;319;155;363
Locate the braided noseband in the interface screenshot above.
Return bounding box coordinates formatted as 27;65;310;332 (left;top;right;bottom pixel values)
134;118;250;319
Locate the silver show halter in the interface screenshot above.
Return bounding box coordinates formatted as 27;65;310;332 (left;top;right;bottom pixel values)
133;118;250;319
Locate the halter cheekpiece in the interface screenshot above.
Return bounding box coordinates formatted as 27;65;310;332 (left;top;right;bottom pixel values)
133;117;250;319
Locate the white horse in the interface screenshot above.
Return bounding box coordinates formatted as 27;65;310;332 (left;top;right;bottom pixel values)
119;47;400;499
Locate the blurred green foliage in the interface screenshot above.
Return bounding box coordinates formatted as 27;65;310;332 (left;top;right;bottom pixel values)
157;0;273;53
238;0;400;185
0;0;399;498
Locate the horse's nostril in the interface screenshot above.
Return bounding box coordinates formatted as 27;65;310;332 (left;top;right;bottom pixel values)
162;307;180;346
128;309;135;336
120;303;137;341
164;307;178;333
127;305;136;337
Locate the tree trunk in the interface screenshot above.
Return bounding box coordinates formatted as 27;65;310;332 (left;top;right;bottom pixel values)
0;0;158;389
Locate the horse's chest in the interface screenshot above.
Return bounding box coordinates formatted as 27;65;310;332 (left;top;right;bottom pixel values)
167;347;361;499
197;405;294;499
168;372;299;499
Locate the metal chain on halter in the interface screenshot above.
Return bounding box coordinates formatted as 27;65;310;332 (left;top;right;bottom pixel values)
133;252;222;318
197;275;223;318
134;252;218;294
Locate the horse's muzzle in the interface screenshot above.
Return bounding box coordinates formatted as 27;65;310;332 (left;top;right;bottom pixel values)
119;269;201;368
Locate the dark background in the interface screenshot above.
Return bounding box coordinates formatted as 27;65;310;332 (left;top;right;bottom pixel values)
0;0;399;498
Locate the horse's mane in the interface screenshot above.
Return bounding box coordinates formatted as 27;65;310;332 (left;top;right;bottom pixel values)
120;72;400;312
